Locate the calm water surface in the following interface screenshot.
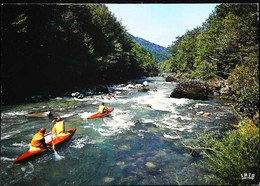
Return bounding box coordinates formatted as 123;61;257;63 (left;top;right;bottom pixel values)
1;77;238;185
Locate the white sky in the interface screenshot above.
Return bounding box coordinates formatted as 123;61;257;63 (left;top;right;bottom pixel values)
106;4;218;47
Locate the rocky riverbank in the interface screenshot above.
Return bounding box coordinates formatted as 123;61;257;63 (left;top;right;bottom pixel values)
165;74;234;99
23;81;152;118
165;74;259;122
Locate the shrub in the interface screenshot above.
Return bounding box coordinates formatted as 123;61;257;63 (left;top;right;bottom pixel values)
200;120;259;184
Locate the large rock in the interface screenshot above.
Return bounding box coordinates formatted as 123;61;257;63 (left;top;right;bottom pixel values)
71;92;84;99
138;86;150;92
208;78;233;96
165;75;176;82
170;80;208;100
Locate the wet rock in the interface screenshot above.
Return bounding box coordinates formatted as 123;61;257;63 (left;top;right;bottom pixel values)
170;80;208;100
135;84;143;88
106;93;116;100
208;78;233;97
196;111;204;115
138;86;150;92
188;104;200;110
55;97;63;100
26;111;52;117
125;84;135;90
103;177;114;183
116;161;126;169
165;75;176;82
58;108;66;112
145;162;156;168
203;112;211;116
71;92;84;99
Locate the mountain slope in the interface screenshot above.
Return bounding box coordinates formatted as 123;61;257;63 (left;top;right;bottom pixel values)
128;33;169;63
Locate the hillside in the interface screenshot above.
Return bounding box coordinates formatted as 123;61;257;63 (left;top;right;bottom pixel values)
128;33;169;63
2;5;158;104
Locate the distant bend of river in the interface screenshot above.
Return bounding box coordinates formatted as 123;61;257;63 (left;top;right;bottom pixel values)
1;77;238;185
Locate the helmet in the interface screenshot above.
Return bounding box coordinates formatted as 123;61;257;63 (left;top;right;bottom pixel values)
57;116;62;122
39;127;46;134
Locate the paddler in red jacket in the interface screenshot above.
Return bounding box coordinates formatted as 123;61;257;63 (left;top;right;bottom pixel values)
52;116;67;136
29;128;48;151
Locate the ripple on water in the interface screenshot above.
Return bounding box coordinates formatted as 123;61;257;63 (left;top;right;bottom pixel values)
99;109;135;136
1;157;15;162
1;111;28;119
12;142;29;148
71;136;89;149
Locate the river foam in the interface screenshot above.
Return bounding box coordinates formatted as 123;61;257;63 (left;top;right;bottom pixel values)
100;109;135;136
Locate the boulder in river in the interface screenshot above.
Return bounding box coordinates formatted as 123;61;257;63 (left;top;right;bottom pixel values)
165;75;176;82
170;80;209;100
203;112;211;116
138;85;150;92
71;92;84;99
196;111;204;115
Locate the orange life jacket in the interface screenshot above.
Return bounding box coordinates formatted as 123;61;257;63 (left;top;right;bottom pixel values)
30;132;45;148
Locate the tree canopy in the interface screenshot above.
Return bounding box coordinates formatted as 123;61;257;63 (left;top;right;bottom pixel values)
166;3;258;115
2;4;158;104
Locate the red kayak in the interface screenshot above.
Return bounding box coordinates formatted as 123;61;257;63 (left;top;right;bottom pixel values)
87;108;114;119
14;128;76;163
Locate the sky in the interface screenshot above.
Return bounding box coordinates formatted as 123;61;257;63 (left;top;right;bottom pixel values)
106;4;219;47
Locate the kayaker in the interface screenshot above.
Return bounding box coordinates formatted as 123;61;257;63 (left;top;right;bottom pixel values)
98;102;108;113
29;127;48;151
52;116;66;136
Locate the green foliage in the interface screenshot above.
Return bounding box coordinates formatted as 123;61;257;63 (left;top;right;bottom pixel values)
167;4;258;80
227;61;259;117
200;125;259;185
130;35;168;63
169;28;201;74
2;4;158;104
145;47;169;63
166;3;258;112
158;60;172;72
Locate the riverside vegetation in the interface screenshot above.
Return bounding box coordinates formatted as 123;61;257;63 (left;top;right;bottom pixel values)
2;3;259;185
159;3;259;184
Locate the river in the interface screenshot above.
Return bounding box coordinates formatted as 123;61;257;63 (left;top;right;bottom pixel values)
1;77;238;185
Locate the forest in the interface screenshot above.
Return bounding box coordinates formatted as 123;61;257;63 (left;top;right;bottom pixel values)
130;35;169;63
161;3;258;119
1;3;259;184
2;4;158;104
159;4;259;184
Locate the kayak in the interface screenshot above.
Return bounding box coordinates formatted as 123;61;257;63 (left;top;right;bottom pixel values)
14;128;76;163
87;108;114;119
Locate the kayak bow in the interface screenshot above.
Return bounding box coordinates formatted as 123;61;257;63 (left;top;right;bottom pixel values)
87;108;114;119
14;128;76;163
